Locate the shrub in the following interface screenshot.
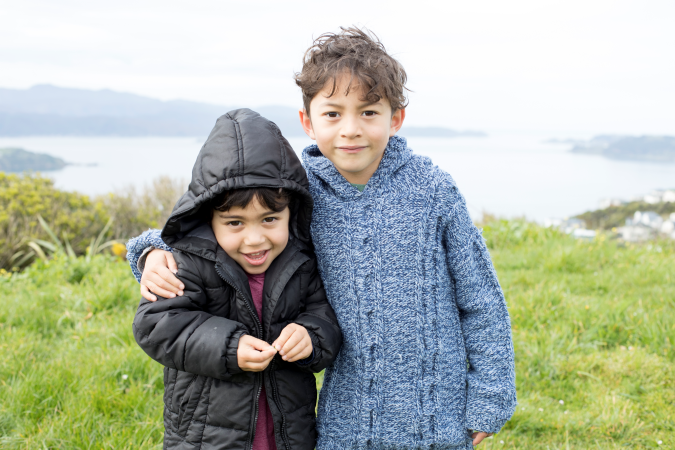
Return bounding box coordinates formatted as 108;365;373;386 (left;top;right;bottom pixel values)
0;173;185;271
0;173;110;270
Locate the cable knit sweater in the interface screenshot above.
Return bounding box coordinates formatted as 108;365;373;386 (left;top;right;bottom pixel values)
126;135;516;450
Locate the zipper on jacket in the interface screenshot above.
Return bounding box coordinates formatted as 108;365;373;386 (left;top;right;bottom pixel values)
268;358;292;450
214;263;263;450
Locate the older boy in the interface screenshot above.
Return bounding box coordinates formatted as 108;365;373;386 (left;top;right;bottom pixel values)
129;27;516;449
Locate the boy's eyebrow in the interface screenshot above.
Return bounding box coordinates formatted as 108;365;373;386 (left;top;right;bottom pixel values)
217;213;245;219
216;210;278;219
319;100;383;108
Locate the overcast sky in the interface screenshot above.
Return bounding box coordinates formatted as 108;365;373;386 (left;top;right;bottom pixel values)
2;0;673;134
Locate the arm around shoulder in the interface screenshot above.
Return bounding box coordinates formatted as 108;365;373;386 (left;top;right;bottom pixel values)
132;251;248;380
126;228;172;282
441;180;517;433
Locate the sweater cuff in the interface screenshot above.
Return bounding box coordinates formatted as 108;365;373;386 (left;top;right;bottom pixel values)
126;229;171;282
465;401;516;434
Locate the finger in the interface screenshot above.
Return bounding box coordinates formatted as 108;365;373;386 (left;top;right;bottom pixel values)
285;341;312;362
166;252;179;274
472;432;488;446
248;337;276;353
145;273;178;297
144;280;177;299
243;347;276;363
151;267;184;293
272;326;296;351
280;330;304;356
140;284;157;302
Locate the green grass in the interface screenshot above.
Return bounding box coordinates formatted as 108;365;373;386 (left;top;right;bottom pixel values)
1;222;674;449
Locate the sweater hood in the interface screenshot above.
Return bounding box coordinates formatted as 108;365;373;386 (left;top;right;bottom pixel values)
162;108;313;254
301;135;413;199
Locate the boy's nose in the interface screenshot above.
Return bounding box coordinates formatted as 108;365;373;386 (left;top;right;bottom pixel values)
243;229;266;246
340;116;362;138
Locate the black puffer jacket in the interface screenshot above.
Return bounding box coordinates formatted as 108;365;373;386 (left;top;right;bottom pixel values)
132;109;342;450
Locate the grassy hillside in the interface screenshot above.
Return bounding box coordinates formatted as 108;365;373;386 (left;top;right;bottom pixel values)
1;221;674;449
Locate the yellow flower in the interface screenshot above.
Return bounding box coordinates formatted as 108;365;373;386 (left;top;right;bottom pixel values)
111;243;127;257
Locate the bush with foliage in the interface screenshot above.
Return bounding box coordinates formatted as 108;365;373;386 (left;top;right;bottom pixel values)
0;173;109;270
0;173;185;270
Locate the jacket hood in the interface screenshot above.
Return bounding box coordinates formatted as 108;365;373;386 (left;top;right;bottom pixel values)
162;108;313;252
302;135;413;199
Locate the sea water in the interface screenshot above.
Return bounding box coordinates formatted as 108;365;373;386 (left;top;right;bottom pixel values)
0;133;673;222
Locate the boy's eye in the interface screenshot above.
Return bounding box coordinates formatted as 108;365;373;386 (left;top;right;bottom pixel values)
227;220;242;226
326;112;339;118
362;110;377;117
262;217;277;223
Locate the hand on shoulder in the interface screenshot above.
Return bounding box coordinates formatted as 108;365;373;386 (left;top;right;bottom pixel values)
140;249;184;301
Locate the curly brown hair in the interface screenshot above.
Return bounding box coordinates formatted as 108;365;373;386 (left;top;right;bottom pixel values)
294;26;409;114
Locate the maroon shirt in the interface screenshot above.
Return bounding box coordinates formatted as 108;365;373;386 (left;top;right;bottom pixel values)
246;272;276;450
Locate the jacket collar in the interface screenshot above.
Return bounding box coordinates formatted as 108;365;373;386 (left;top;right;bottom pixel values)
301;135;413;200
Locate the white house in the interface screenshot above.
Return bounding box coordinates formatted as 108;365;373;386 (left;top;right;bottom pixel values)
598;198;624;209
644;191;664;204
663;190;675;203
662;220;675;235
618;224;653;242
632;211;663;229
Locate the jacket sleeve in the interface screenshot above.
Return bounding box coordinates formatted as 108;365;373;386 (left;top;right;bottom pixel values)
291;258;343;373
132;252;248;380
126;228;172;282
441;181;517;433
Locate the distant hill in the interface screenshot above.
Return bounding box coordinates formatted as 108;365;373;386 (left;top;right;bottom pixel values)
0;148;67;172
568;135;675;163
0;85;485;139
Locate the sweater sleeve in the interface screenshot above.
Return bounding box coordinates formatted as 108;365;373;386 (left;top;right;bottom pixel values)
441;180;517;433
126;229;172;282
132;252;248;379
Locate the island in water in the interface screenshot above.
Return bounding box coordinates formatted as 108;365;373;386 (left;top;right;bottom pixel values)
556;135;675;163
0;148;68;172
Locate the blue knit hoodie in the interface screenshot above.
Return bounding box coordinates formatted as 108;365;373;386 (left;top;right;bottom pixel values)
303;136;516;450
126;135;516;450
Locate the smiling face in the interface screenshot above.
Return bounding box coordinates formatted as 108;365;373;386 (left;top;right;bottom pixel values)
211;196;290;274
300;75;405;185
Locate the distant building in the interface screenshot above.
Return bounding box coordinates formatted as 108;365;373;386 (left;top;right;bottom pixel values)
618;224;653;242
598;198;624;209
661;220;675;235
559;218;586;234
644;189;675;204
644;190;664;204
664;190;675;203
632;211;663;229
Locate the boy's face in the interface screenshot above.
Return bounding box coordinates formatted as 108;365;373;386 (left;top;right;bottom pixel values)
211;197;290;274
299;75;405;185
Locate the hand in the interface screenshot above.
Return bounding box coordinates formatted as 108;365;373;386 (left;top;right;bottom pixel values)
271;323;313;362
237;335;277;371
140;249;184;301
471;431;493;446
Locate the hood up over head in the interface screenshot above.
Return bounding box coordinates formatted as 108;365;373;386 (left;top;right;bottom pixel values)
162;108;313;251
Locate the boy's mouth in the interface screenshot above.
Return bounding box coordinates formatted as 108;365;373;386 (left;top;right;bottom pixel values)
338;145;367;154
242;249;270;266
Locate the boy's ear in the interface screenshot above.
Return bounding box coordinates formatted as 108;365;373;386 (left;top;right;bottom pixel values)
299;108;316;140
389;108;405;137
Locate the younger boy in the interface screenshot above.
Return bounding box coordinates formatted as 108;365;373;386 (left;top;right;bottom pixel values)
131;28;516;449
131;109;342;450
